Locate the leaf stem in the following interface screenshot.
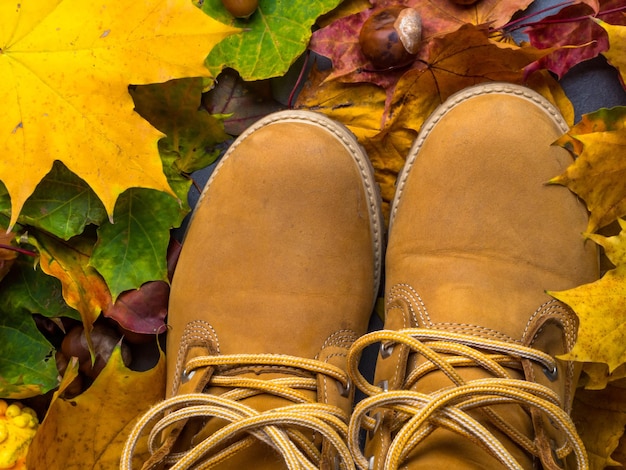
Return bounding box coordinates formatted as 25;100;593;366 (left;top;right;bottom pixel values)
288;49;311;109
504;4;626;32
503;0;577;30
0;243;37;257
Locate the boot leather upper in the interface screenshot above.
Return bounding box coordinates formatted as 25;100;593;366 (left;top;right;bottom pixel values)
367;85;598;469
157;113;382;469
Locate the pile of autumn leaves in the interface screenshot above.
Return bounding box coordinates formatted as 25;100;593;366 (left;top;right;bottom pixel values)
1;0;626;467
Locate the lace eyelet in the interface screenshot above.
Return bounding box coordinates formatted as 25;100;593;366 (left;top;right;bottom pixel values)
543;364;558;382
377;380;389;392
181;368;196;384
336;378;352;398
368;455;375;470
368;412;382;439
379;342;394;359
549;439;565;466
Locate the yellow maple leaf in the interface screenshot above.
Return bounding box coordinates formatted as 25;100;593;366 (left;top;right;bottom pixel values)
598;20;626;84
550;219;626;372
0;0;239;227
26;346;166;469
551;107;626;232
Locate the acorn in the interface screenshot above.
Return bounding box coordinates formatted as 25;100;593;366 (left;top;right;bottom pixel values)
221;0;258;19
359;6;422;70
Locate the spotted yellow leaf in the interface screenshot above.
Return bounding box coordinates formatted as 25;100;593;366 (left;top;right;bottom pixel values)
550;219;626;372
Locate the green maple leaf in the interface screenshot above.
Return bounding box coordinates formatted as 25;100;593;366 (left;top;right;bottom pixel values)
0;259;80;321
15;162;107;240
90;188;182;300
130;78;229;177
0;269;59;398
201;0;343;80
0;259;76;398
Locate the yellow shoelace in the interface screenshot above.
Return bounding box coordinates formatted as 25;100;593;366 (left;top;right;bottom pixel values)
121;353;355;470
346;328;588;470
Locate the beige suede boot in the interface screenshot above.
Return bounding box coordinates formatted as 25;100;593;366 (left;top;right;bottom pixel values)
347;83;598;470
121;110;383;469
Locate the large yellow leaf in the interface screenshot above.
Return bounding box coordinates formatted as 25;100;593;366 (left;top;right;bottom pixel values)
26;346;166;469
550;219;626;372
0;0;239;227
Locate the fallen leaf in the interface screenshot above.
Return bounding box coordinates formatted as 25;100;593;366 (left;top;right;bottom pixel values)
10;162;107;241
0;0;239;227
598;19;626;86
555;106;626;156
525;1;611;79
90;188;183;300
571;382;626;470
550;219;626;372
30;232;111;330
103;239;181;335
580;362;626;390
202;69;286;136
410;0;535;36
201;0;343;80
362;127;417;222
0;259;80;322
0;263;58;398
385;25;552;132
130;78;229;176
551;107;626;232
295;64;386;142
26;346;166;469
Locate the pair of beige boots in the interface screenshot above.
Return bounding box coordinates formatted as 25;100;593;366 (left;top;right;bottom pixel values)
122;83;598;470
